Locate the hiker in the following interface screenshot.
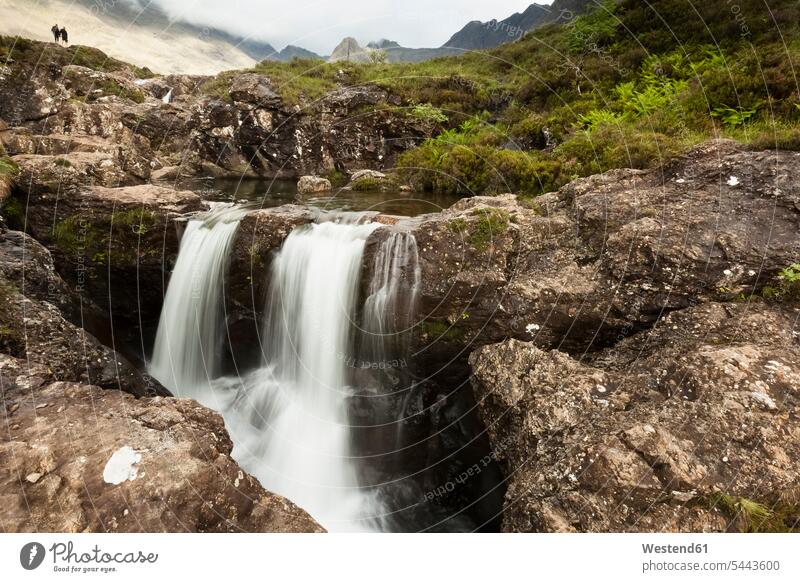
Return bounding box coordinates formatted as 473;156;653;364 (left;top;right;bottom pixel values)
51;24;60;43
60;27;68;45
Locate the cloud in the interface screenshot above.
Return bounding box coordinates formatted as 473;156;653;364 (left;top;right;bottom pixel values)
141;0;549;54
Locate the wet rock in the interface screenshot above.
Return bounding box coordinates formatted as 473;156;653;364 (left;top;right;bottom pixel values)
469;302;800;532
224;205;315;371
229;73;281;108
297;175;332;194
0;368;324;532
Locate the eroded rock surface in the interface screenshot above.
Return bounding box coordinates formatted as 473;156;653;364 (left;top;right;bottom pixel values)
470;302;800;532
397;140;800;373
0;358;323;533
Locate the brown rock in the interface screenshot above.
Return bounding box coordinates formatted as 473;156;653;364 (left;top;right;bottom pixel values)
0;369;323;533
469;302;800;532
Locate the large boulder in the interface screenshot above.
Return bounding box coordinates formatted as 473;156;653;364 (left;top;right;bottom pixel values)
16;183;203;361
396;141;800;375
0;357;323;533
469;302;800;532
223;205;315;371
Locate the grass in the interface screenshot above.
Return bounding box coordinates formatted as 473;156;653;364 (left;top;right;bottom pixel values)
189;0;800;198
708;493;799;533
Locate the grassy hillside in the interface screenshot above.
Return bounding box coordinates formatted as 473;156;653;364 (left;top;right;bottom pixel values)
209;0;799;196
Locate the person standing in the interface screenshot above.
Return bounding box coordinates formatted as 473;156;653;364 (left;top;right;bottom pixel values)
60;27;68;45
51;24;60;43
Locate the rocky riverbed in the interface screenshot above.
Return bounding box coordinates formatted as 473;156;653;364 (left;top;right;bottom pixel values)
1;38;798;533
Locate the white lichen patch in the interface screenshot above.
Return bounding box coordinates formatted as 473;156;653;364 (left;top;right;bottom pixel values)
103;446;142;485
727;176;740;187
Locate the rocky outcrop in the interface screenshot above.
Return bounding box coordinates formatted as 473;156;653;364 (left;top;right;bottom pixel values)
0;356;323;532
395;140;800;373
469;302;800;532
16;183;203;361
0;38;435;182
223;205;315;371
0;226;166;396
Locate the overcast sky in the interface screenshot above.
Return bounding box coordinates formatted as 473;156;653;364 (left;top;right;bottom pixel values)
144;0;551;54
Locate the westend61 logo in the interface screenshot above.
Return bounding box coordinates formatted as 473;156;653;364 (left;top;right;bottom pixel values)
19;541;158;574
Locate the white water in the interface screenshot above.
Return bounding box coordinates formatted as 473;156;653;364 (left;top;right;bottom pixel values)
150;210;425;531
161;88;173;104
149;204;246;396
219;217;385;531
362;231;421;360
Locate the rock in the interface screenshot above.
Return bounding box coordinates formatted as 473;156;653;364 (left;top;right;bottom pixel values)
16;183;203;361
350;169;387;182
395;141;800;375
469;302;800;532
0;228;167;397
297;175;332;194
229;73;281;108
224;205;315;371
0;369;324;532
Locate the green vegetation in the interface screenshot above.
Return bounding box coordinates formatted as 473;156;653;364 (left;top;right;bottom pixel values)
448;208;510;250
0;156;19;177
0;35;153;79
0;279;24;358
325;169;349;188
762;263;800;301
350;176;384;191
52;209;161;266
193;0;800;198
709;493;799;533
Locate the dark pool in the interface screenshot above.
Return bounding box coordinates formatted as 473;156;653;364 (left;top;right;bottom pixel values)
183;177;462;217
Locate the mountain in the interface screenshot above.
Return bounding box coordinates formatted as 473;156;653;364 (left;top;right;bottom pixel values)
2;0;260;74
276;45;324;61
328;37;370;63
443;0;593;50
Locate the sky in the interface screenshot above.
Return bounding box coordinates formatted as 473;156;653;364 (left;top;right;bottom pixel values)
142;0;552;54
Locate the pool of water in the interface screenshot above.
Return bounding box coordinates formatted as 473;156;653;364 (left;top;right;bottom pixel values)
183;177;461;217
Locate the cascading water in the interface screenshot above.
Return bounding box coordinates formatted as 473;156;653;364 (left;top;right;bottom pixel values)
149;204;246;397
217;216;386;531
362;231;421;364
150;207;503;532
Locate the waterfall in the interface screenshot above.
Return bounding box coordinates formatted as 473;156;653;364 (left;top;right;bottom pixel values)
362;231;421;365
149;204;246;396
162;88;173;104
150;208;430;531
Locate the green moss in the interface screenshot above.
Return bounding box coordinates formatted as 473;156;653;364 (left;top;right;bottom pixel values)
448;217;467;233
53;157;72;168
0;156;19;177
468;208;510;250
517;195;543;214
351;177;384;191
325;170;349;188
52;209;161;266
1;196;23;222
0;279;24;357
419;320;466;342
